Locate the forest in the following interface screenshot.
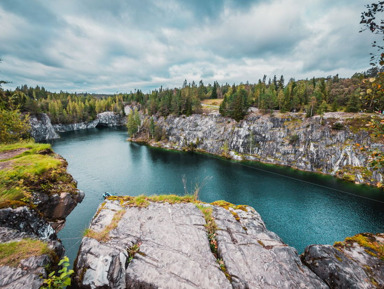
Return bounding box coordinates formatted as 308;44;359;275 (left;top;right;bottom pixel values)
1;67;384;126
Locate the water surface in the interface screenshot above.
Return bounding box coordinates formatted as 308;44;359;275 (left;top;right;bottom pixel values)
51;128;384;265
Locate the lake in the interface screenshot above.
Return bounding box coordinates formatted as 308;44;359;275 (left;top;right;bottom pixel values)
51;127;384;265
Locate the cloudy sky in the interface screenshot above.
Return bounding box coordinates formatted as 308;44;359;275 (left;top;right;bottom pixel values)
0;0;379;93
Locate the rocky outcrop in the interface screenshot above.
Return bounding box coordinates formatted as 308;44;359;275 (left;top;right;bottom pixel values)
32;190;85;231
302;233;384;289
53;119;99;132
73;197;327;289
30;111;126;140
0;143;83;288
53;112;126;133
132;111;384;187
0;212;65;289
29;113;59;142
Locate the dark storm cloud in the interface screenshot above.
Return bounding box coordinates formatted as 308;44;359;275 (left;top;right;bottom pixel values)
0;0;378;93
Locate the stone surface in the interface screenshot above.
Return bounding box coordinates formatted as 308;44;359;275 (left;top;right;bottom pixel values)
302;233;384;289
212;205;327;288
0;255;50;289
0;206;56;240
29;113;60;142
74;199;328;289
0;227;65;289
32;190;85;223
133;112;384;186
75;201;232;289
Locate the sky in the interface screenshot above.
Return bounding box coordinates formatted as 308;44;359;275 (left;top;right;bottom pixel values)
0;0;380;93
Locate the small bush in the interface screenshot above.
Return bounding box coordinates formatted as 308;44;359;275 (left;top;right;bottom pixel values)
332;122;344;130
289;134;300;144
42;256;74;289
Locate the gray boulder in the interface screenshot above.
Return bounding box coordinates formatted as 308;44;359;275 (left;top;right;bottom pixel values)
302;233;384;288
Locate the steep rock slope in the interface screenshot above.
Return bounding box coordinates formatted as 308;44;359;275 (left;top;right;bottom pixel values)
132;111;384;187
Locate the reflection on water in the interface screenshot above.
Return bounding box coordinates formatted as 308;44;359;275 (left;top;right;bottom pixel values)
51;127;384;265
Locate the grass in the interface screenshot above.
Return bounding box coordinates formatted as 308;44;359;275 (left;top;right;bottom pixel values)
0;238;52;267
105;194;197;208
196;204;231;281
0;141;77;209
201;99;223;106
0;141;52;156
84;210;126;242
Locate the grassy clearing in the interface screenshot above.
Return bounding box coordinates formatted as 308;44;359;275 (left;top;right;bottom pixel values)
201;99;223;106
0;238;52;267
0;141;51;155
0;142;76;209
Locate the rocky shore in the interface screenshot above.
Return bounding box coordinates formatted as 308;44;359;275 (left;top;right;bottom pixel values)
73;196;384;288
0;143;84;288
130;110;384;187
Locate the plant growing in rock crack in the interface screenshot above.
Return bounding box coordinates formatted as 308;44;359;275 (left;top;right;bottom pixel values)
126;242;142;266
42;256;74;289
196;204;231;281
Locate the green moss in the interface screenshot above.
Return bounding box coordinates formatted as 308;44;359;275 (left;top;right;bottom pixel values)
0;142;77;208
211;200;248;212
344;233;384;260
0;238;52;267
106;194;196;208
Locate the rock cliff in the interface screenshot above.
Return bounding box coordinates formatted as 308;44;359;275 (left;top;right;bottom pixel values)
0;143;84;288
73;196;327;289
29;113;60;142
132;111;384;187
30;111;126;141
74;196;384;289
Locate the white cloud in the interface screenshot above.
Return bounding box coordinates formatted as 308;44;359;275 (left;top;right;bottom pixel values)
0;0;377;93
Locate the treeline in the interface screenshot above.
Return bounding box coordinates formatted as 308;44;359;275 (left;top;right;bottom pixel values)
124;70;384;121
1;85;125;124
1;67;384;125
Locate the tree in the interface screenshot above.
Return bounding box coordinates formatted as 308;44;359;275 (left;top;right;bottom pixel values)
361;1;384;66
211;81;218;99
0;109;31;143
127;110;141;136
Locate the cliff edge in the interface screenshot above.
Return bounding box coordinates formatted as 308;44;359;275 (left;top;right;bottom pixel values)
0;142;84;288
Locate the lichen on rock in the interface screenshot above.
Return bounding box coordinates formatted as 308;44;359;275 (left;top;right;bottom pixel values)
74;196;327;289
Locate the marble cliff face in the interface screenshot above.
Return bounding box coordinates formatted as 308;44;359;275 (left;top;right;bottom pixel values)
131;110;384;187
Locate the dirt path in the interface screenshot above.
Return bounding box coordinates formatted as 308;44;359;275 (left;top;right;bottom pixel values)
0;148;29;171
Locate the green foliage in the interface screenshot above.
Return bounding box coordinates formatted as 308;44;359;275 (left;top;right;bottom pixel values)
127;109;141;136
331;122;345;130
220;87;250;121
42;256;74;289
0;238;51;267
289;134;300;144
0;142;76;208
0;109;31;143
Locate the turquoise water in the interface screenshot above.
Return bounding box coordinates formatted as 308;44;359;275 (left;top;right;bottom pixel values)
51;128;384;265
